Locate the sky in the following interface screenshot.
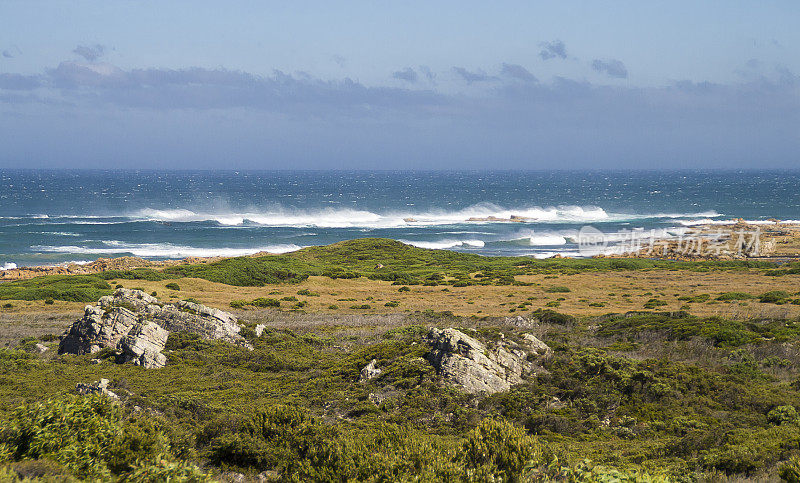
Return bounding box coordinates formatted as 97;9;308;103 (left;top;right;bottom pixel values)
0;1;798;169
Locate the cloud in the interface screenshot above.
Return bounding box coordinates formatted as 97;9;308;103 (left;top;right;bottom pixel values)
1;57;798;170
26;61;449;115
72;44;106;62
0;73;41;90
452;67;496;84
591;59;628;78
500;63;537;83
392;67;418;83
331;54;346;68
419;66;435;82
2;45;22;59
539;40;567;60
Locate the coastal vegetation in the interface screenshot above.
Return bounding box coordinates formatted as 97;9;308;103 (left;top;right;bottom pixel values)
2;239;800;480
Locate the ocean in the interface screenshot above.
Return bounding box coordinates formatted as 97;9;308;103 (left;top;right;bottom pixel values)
1;169;799;269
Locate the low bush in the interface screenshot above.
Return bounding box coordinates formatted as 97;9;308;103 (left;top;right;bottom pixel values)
0;275;111;302
0;395;204;480
760;290;791;304
717;292;755;301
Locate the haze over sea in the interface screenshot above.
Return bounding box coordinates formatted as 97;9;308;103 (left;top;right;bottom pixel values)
1;169;799;269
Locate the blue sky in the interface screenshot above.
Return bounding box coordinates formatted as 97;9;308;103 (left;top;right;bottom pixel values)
1;1;798;169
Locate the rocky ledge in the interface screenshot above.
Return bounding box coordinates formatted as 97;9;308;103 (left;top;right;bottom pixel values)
58;288;250;368
424;327;551;394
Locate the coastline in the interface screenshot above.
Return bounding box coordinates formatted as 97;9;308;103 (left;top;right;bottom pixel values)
3;219;800;282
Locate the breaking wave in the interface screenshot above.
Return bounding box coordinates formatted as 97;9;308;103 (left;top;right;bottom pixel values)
32;241;303;258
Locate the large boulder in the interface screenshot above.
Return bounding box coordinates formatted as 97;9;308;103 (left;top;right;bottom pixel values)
58;288;249;367
59;305;138;355
119;321;169;368
425;328;549;394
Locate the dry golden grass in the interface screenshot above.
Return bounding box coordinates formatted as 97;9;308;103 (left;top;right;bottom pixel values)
3;270;798;324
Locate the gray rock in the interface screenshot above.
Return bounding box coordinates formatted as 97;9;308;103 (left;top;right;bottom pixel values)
59;304;138;355
522;333;552;357
220;472;246;483
359;359;381;382
258;470;280;482
58;288;249;368
503;315;536;328
34;343;49;353
76;378;119;400
255;324;267;337
119;321;169;368
425;327;549;394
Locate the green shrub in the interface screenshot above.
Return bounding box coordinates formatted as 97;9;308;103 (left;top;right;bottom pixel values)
251;298;281;308
350;304;371;310
0;395;198;480
644;298;668;309
780;457;800;483
165;257;308;286
459;418;540;481
544;286;571;293
100;268;175;281
398;286;410;292
0;275;111;303
530;309;574;325
384;301;400;307
165;282;180;291
297;289;319;297
760;291;791;304
717;292;755;301
767;405;799;425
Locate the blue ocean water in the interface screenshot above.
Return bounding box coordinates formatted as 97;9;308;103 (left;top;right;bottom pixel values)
1;170;799;269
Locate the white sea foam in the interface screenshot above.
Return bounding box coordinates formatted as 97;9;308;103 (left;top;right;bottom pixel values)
41;231;81;237
31;242;303;258
132;203;615;229
400;239;486;250
1;262;17;270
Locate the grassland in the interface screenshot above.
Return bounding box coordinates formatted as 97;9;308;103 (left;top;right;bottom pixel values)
2;239;800;481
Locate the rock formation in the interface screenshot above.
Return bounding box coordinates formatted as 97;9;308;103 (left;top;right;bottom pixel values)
424;328;549;394
75;378;119;400
359;359;382;382
59;288;249;368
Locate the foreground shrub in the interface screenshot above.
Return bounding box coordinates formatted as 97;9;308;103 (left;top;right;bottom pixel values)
0;395;201;480
460;417;540;482
768;405;799;425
